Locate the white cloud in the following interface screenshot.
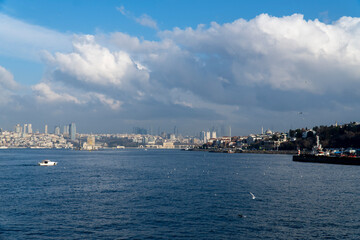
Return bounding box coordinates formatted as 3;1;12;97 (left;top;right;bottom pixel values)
32;82;81;104
10;13;360;133
0;13;72;61
135;14;158;29
0;66;19;105
0;66;19;90
44;35;149;89
160;14;360;94
116;5;158;29
90;93;122;110
32;82;123;111
41;14;360;118
116;6;127;16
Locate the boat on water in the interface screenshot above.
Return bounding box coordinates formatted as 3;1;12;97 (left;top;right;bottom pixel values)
182;147;191;151
293;136;360;165
38;160;57;166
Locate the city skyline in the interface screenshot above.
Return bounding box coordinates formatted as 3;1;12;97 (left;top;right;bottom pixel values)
1;1;360;135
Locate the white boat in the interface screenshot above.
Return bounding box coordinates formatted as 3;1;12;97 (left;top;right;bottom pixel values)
38;159;57;166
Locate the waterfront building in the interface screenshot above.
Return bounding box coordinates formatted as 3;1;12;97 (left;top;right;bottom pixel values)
69;123;76;140
162;141;174;149
82;135;99;150
87;135;95;146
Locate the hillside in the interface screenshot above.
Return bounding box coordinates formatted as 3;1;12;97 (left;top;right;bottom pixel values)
280;122;360;150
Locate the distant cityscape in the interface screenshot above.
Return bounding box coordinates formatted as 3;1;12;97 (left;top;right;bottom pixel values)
1;121;360;151
0;121;288;150
0;123;77;149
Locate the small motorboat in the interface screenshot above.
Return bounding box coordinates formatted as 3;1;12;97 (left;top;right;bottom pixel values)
38;159;57;166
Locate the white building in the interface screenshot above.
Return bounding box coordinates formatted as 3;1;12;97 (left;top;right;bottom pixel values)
211;131;217;139
28;124;32;134
200;131;211;143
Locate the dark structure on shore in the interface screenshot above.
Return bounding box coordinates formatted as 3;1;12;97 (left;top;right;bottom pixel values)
293;154;360;165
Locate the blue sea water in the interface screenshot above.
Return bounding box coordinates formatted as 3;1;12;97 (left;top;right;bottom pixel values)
1;149;360;239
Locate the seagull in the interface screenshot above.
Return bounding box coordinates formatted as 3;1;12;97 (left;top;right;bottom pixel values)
250;192;256;199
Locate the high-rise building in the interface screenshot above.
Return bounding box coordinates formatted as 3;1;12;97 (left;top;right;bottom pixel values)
28;124;32;134
45;125;48;134
63;125;69;135
206;131;211;141
15;124;22;133
23;124;27;134
14;124;21;133
54;126;61;135
200;131;211;143
69;123;76;140
211;131;217;139
220;125;225;137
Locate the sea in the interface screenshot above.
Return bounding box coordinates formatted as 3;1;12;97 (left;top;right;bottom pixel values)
1;149;360;239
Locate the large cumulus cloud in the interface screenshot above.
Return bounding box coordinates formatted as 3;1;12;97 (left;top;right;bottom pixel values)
160;14;360;94
29;14;360;133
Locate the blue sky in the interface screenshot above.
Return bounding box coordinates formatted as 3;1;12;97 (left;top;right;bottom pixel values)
2;1;360;34
1;0;360;134
3;0;360;32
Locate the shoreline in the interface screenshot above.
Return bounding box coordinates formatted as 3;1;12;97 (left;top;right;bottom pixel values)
191;148;297;155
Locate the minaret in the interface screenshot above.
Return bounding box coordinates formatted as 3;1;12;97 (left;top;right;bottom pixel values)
261;126;264;135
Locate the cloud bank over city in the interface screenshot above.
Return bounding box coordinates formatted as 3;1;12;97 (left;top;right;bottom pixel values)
1;11;360;134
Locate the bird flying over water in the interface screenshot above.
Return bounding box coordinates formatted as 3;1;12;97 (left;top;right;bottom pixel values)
250;192;256;199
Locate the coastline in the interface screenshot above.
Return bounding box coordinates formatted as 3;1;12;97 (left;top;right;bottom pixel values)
191;148;297;155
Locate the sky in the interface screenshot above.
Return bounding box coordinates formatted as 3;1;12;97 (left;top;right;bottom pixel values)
1;0;360;135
